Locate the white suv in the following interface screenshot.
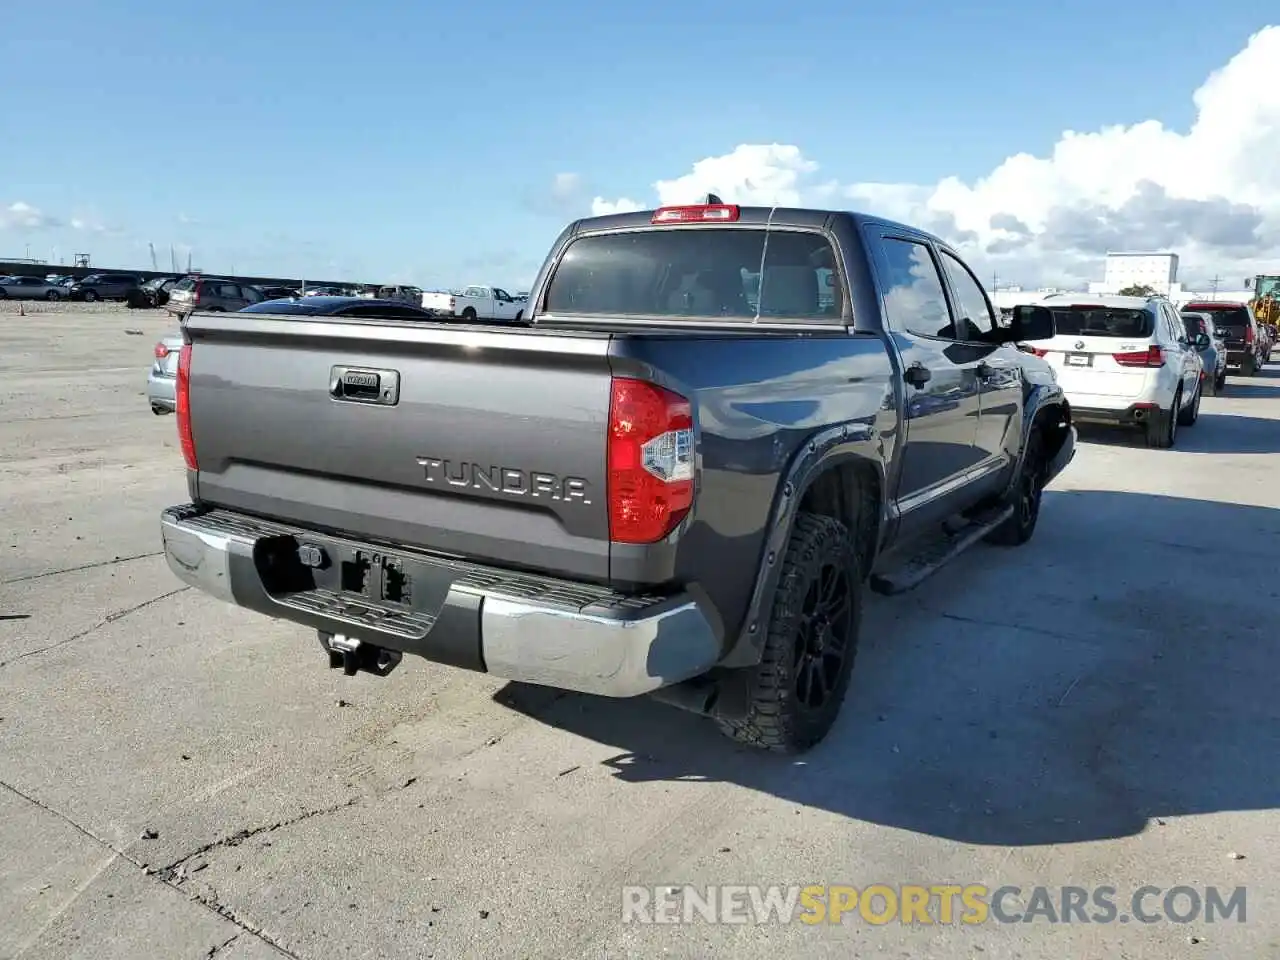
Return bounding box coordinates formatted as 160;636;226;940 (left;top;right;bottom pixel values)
1022;293;1204;448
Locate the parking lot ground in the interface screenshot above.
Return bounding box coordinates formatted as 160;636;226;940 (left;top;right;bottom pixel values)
2;308;1279;959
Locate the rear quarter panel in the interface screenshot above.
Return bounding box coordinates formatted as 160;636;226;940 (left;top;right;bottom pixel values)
608;331;898;651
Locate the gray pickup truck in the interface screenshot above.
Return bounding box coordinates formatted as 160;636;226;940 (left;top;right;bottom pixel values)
159;201;1075;753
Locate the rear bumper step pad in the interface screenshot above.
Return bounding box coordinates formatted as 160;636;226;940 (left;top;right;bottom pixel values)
160;504;721;698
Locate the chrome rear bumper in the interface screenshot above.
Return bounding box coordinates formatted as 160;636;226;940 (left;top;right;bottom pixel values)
160;505;721;697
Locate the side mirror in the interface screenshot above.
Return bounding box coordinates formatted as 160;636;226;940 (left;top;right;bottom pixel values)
1195;333;1210;349
1008;305;1056;343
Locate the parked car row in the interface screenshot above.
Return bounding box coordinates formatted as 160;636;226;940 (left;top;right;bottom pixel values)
1016;293;1273;448
0;271;413;309
146;295;436;414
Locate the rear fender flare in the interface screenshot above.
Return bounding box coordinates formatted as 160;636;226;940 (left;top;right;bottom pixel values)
718;421;885;669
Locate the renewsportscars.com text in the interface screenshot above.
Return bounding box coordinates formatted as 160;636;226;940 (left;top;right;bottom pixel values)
621;884;1247;926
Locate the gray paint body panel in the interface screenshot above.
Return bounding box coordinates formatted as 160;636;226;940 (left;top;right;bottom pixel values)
185;316;616;581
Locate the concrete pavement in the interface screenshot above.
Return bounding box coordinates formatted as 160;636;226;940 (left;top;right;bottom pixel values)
2;308;1277;959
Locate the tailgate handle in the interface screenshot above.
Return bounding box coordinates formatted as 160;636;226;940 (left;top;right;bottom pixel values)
330;366;400;405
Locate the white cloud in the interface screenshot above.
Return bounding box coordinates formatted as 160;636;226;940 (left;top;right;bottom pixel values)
590;196;644;216
0;201;59;229
0;202;122;236
589;25;1280;288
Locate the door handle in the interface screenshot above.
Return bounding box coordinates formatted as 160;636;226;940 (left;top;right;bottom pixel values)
903;363;931;388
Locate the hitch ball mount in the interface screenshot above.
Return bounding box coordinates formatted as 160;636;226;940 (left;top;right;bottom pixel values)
318;631;403;677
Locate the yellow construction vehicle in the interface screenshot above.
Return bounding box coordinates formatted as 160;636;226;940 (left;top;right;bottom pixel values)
1253;275;1280;324
1250;276;1278;362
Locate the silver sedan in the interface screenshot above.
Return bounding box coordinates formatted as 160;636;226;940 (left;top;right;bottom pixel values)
0;275;66;300
147;333;183;414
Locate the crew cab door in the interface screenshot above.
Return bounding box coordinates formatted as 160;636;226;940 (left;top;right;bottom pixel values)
936;247;1023;470
871;234;988;529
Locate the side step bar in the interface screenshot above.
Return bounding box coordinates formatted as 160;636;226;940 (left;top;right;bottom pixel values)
869;505;1013;596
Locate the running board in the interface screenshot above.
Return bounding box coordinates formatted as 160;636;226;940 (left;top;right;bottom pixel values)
869;505;1013;596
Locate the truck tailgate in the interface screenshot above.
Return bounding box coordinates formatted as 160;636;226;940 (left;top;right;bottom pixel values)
184;313;613;581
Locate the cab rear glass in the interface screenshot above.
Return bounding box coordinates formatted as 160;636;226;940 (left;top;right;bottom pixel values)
1043;305;1153;338
543;228;844;321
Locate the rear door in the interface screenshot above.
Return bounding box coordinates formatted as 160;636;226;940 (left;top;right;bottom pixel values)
936;247;1023;470
871;233;985;523
1027;302;1158;398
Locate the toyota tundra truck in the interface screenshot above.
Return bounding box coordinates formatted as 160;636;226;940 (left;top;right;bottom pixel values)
159;202;1075;753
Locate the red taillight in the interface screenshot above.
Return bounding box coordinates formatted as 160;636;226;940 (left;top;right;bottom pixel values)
1113;345;1164;368
1244;325;1254;343
190;283;201;306
1027;347;1048;357
607;378;695;543
175;343;197;470
651;204;740;224
154;342;170;360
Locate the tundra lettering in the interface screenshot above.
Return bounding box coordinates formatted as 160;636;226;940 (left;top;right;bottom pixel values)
415;457;592;504
161;201;1075;754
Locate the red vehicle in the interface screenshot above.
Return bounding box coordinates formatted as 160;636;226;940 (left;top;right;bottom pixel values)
1181;301;1267;376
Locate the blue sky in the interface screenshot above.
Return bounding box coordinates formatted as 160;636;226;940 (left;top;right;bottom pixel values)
1;0;1277;288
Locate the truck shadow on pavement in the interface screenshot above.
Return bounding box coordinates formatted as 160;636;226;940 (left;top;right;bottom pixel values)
1216;371;1280;400
1078;411;1280;454
494;490;1280;847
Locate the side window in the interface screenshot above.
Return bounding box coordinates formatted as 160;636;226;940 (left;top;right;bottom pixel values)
878;238;954;339
940;251;995;341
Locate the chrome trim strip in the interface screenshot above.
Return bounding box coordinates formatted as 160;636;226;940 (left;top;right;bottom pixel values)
897;456;1005;515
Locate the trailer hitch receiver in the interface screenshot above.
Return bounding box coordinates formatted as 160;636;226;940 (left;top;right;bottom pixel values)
318;631;403;677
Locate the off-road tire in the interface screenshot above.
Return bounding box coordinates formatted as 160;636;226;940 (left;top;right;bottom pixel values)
715;513;861;754
985;427;1045;547
1177;381;1201;426
1145;389;1179;448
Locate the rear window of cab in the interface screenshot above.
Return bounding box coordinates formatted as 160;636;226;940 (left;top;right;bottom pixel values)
543;228;844;321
